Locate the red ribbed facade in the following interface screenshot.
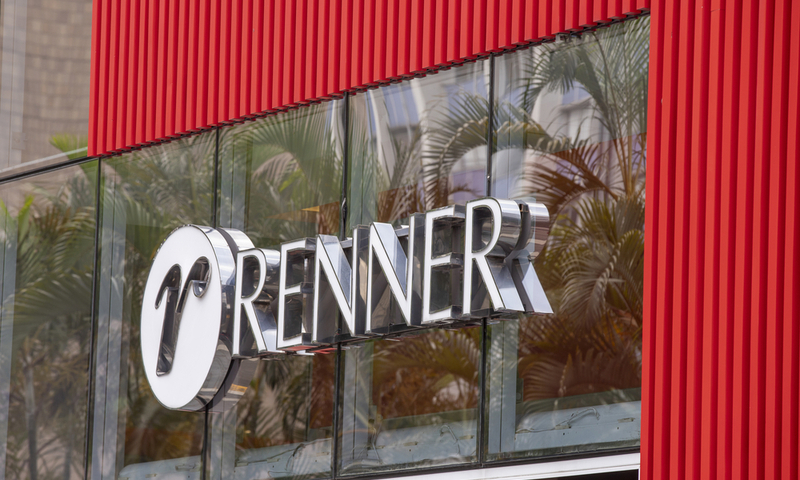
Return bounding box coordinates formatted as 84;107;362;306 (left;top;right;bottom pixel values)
88;1;800;478
87;0;649;155
642;0;800;479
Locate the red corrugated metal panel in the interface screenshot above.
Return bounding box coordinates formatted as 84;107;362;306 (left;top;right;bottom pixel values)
396;0;410;78
228;0;243;117
698;0;721;478
434;0;449;63
306;0;319;102
641;0;800;478
249;0;262;114
115;0;128;150
294;0;307;103
386;0;400;79
552;0;565;34
87;0;100;155
106;0;119;151
145;0;158;142
397;0;411;76
95;0;110;154
565;0;579;30
765;1;791;478
623;0;641;14
175;0;187;134
361;0;376;84
539;0;553;39
446;0;461;61
579;0;595;26
460;0;475;58
270;0;284;108
524;0;538;41
340;0;352;91
409;0;423;74
510;0;525;45
207;0;219;124
315;0;329;96
136;0;148;142
239;0;252;115
164;0;177;137
713;1;741;477
420;0;434;70
124;0;139;147
186;0;198;130
608;0;622;19
327;0;342;97
217;0;229;121
374;0;388;84
781;4;800;480
261;0;274;112
497;0;513;50
90;0;652;153
485;0;499;52
593;0;610;23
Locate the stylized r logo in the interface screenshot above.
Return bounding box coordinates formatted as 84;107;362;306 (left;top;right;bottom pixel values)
154;258;211;375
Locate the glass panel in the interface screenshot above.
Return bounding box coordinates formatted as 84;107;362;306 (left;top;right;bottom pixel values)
0;0;93;174
348;60;490;231
338;328;481;475
90;134;216;480
486;17;648;460
339;61;490;476
211;101;344;480
0;162;98;480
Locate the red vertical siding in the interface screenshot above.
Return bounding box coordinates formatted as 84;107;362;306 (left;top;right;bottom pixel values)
249;0;262;114
186;0;198;130
175;0;187;134
89;0;654;154
642;0;800;478
114;0;128;149
164;0;177;136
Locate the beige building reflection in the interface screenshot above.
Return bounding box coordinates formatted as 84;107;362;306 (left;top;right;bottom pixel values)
0;0;91;174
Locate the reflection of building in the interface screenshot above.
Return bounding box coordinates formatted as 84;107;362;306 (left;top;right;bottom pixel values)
0;0;92;172
0;2;798;480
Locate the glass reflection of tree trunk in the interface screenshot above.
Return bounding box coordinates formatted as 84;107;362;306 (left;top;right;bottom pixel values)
24;358;36;480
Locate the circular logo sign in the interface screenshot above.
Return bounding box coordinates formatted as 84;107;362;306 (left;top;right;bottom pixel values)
140;225;237;411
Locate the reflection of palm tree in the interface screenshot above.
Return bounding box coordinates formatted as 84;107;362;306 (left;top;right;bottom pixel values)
109;140;215;464
1;166;97;480
221;105;344;244
372;329;481;418
424;18;649;401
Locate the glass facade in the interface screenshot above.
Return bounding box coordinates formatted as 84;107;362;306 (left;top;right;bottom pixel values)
0;15;648;480
486;18;647;460
0;162;98;480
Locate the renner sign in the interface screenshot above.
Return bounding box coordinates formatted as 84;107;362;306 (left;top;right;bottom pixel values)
140;197;552;411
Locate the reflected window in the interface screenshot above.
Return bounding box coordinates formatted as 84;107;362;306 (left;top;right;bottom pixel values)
0;162;98;480
486;16;648;460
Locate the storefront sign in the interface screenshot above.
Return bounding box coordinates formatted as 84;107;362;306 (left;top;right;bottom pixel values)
140;197;552;411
